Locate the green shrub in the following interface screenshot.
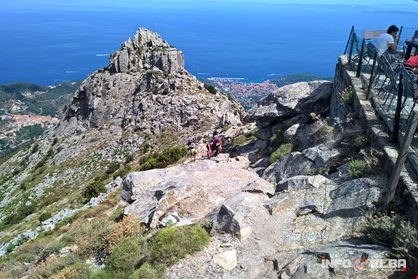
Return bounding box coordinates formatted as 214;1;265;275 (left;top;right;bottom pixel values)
269;143;293;164
233;130;258;147
31;143;39;153
52;137;58;146
200;219;214;234
1;203;37;227
139;146;188;171
125;154;134;164
12;167;21;176
92;269;114;279
39;239;66;259
139;157;158;171
82;181;106;201
105;162;120;175
35;157;48;170
204;84;217;94
142;142;151;153
19;181;27;191
269;133;285;150
313;124;334;142
348;159;367;178
47;147;54;157
354;135;368;150
39;212;52;223
340;86;354;106
113;165;132;179
149;225;210;266
363;214;418;258
130;263;166;279
106;237;147;274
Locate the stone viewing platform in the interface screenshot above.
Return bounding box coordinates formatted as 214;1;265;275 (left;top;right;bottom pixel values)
336;54;418;224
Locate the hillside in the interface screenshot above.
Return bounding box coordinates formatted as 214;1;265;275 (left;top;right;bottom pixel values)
0;81;81;116
0;81;80;158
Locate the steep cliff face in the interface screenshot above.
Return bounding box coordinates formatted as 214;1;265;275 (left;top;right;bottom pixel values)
56;28;243;140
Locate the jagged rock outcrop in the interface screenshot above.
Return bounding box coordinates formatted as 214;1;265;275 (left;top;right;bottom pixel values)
54;28;244;158
244;81;333;128
121;157;275;229
108;28;184;74
237;81;335;166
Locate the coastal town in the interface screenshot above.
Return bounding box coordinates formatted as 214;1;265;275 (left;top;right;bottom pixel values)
207;78;279;109
0;114;59;140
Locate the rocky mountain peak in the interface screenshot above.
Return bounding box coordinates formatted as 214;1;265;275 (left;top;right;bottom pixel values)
52;28;244;162
109;28;184;74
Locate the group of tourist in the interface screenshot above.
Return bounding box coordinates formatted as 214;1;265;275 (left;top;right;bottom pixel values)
376;24;418;74
187;131;223;160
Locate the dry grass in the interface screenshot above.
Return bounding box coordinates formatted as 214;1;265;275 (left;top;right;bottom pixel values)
105;215;144;253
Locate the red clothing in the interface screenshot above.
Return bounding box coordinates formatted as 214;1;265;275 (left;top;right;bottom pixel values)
405;55;418;67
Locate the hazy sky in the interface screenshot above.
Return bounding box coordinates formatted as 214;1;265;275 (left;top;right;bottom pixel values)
4;0;418;11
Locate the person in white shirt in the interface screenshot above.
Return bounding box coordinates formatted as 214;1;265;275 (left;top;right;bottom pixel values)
376;25;399;57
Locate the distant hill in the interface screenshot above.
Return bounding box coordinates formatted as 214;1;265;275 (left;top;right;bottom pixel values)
0;81;81;116
0;81;81;159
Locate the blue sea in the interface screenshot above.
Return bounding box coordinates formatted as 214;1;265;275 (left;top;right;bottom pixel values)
1;3;418;85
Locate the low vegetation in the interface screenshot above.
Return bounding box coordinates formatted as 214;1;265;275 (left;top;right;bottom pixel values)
204;84;217;94
0;188;211;279
354;135;368;150
232;129;257;147
269;143;293;164
348;159;368;178
340;85;354;106
149;225;210;266
362;212;418;274
139;146;188;171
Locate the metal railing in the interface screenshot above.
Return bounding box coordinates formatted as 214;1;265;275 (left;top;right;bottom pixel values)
344;26;418;175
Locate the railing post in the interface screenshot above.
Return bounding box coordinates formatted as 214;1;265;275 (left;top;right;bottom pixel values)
356;39;366;77
382;110;418;210
397;26;403;45
391;71;403;143
344;26;355;55
366;53;378;99
348;32;356;64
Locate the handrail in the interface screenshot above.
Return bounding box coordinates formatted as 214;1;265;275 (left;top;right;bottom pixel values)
344;26;355;55
348;32;357;64
366;45;378;99
356;39;366;77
